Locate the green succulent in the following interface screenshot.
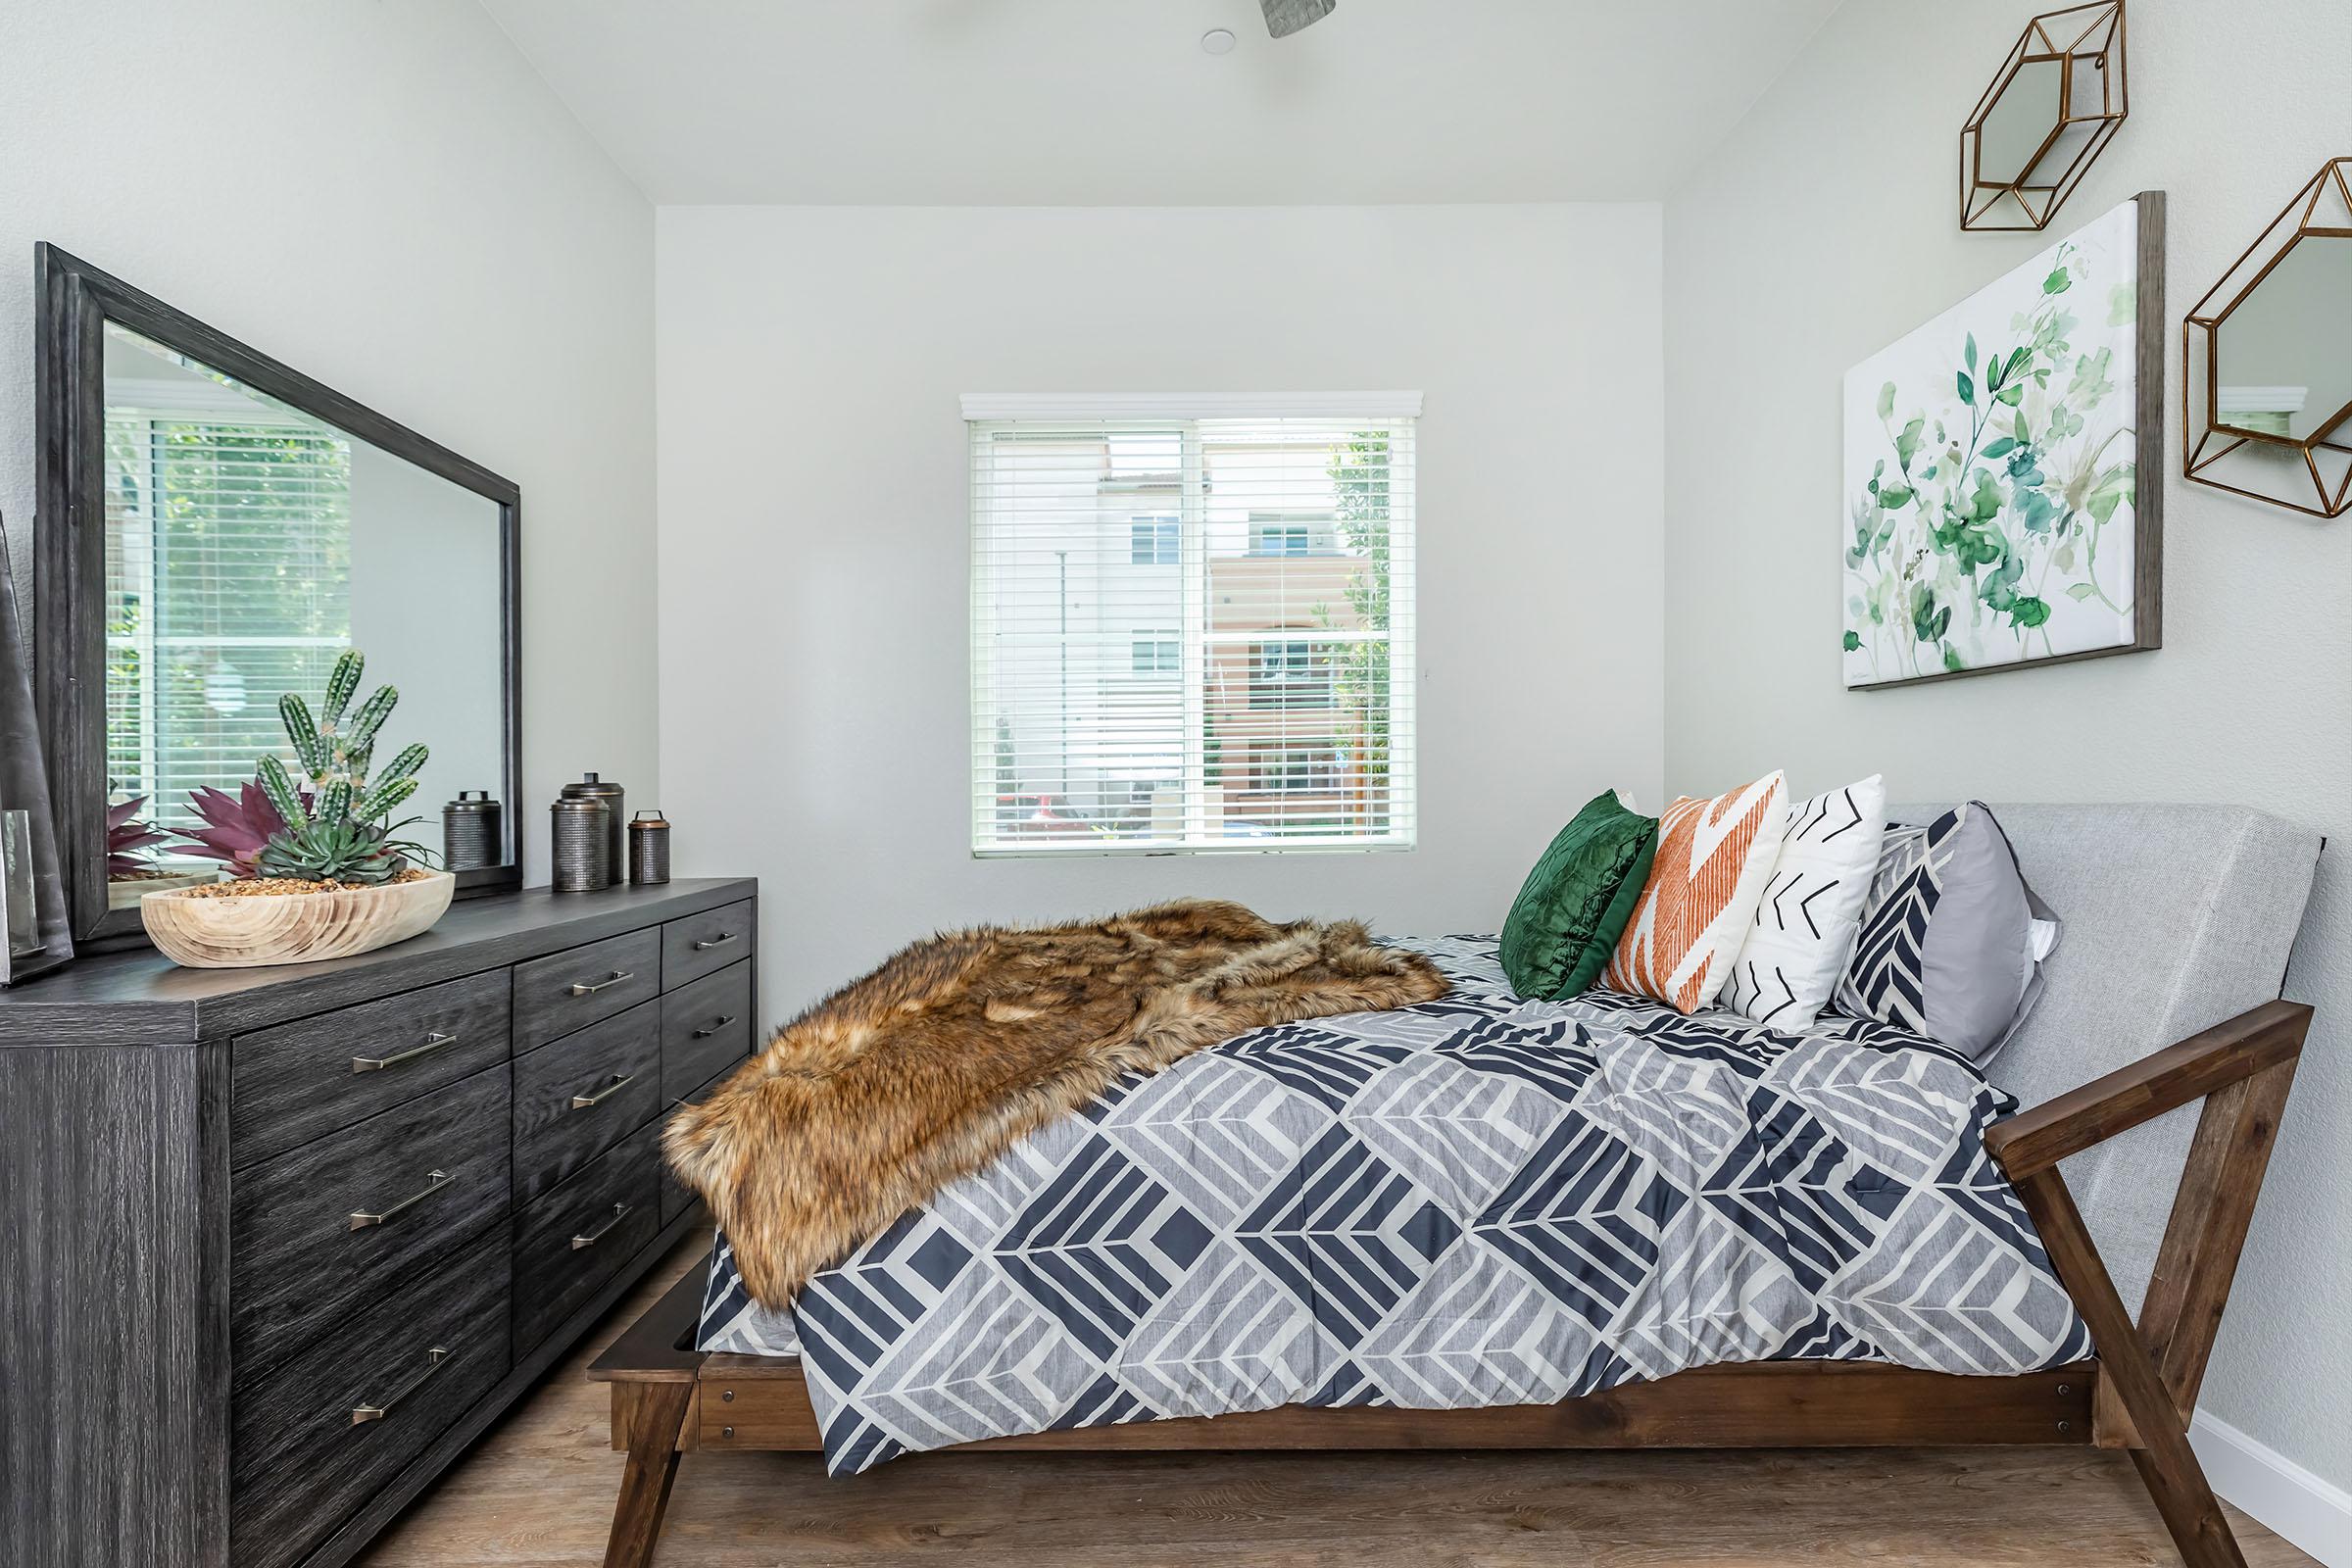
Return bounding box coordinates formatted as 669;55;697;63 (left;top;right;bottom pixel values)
252;649;438;883
254;815;428;886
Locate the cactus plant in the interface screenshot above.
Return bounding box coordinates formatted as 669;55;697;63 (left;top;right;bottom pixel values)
247;649;435;886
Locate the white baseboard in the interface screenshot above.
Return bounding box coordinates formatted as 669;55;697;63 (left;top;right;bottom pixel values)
2192;1410;2352;1568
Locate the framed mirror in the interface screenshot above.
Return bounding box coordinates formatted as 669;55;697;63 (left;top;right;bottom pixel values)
1960;1;2129;232
34;245;521;950
2184;160;2352;517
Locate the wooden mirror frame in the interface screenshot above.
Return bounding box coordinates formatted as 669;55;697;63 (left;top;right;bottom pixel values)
1960;1;2129;232
2182;160;2352;517
32;244;524;952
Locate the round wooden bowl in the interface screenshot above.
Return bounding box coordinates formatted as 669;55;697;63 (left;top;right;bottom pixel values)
141;870;456;968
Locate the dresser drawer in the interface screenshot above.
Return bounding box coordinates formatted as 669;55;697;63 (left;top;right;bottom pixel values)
230;1230;509;1568
513;1121;663;1357
231;969;512;1168
512;1001;662;1203
661;960;754;1103
513;927;662;1052
662;898;756;989
231;1064;512;1376
660;1061;731;1226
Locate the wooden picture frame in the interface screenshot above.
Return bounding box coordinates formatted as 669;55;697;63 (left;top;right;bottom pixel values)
1843;193;2164;689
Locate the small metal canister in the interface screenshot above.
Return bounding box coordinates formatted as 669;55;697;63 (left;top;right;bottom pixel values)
627;808;670;886
550;797;612;892
559;773;626;877
441;791;503;871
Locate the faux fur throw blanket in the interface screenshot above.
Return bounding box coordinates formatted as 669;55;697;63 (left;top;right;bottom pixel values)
663;899;1448;1307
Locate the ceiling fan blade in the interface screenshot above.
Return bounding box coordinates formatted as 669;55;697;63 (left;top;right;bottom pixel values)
1261;0;1337;39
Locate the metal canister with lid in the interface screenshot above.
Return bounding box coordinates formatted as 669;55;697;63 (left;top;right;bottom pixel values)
627;808;670;886
441;790;504;871
550;796;612;892
559;772;626;876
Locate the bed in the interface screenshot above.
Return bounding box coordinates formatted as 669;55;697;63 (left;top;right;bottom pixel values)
693;936;2093;1475
594;804;2322;1568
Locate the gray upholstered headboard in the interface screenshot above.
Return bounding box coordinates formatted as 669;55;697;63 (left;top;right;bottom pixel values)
1888;803;2322;1315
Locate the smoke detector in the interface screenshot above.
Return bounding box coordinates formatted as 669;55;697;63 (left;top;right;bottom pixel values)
1200;28;1237;55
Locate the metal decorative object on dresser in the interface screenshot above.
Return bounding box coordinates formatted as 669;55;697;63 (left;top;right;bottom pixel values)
0;876;759;1568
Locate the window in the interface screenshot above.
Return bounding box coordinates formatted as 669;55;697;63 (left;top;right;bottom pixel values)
1248;516;1331;557
1250;746;1342;796
104;375;352;841
1250;638;1333;708
1130;514;1180;565
1131;633;1181;675
967;396;1417;854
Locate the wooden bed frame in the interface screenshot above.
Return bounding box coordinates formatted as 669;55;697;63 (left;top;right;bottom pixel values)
590;999;2310;1568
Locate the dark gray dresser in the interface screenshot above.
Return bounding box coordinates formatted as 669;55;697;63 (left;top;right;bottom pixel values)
0;877;759;1568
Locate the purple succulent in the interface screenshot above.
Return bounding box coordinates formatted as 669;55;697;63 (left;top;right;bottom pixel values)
106;797;172;878
174;779;290;880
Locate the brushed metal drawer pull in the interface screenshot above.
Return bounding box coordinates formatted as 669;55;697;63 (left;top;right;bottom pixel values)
567;970;635;997
350;1032;460;1074
691;931;739;952
690;1014;738;1039
351;1345;457;1426
572;1202;632;1250
571;1072;636;1110
349;1169;456;1231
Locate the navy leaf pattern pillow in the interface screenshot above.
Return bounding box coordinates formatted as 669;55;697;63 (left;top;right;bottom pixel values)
1834;803;2056;1062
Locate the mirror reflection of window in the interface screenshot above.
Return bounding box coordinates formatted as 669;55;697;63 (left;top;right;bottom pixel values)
99;323;508;901
103;325;353;901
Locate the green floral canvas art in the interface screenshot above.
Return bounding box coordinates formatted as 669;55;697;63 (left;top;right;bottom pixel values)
1843;197;2151;687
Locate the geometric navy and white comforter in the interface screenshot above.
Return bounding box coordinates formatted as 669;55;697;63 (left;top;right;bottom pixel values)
698;937;2091;1475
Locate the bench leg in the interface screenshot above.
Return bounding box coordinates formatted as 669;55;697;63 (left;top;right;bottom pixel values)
2015;1168;2245;1568
604;1382;694;1568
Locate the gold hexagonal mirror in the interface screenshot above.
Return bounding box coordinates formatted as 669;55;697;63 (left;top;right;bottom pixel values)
2185;159;2352;517
1961;1;2129;232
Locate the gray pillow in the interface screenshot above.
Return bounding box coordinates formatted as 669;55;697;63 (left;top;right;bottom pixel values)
1833;802;2057;1062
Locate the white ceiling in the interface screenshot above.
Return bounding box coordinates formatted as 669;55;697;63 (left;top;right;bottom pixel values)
478;0;1844;205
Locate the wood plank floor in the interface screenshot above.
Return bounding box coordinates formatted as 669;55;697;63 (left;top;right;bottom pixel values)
357;1237;2316;1568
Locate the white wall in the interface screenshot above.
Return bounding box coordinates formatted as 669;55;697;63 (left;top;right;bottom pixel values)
658;204;1665;1010
0;0;658;880
1662;0;2352;1523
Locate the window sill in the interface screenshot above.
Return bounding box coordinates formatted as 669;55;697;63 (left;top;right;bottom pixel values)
972;837;1414;859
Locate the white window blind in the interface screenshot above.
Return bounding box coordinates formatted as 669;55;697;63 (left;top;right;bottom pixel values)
103;381;352;838
967;399;1417;856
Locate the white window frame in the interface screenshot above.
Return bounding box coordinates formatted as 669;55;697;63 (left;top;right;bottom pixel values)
964;392;1420;858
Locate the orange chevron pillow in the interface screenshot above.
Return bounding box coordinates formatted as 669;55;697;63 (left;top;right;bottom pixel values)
1602;772;1790;1013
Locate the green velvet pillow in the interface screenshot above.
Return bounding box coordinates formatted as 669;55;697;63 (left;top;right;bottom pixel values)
1499;791;1659;1001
